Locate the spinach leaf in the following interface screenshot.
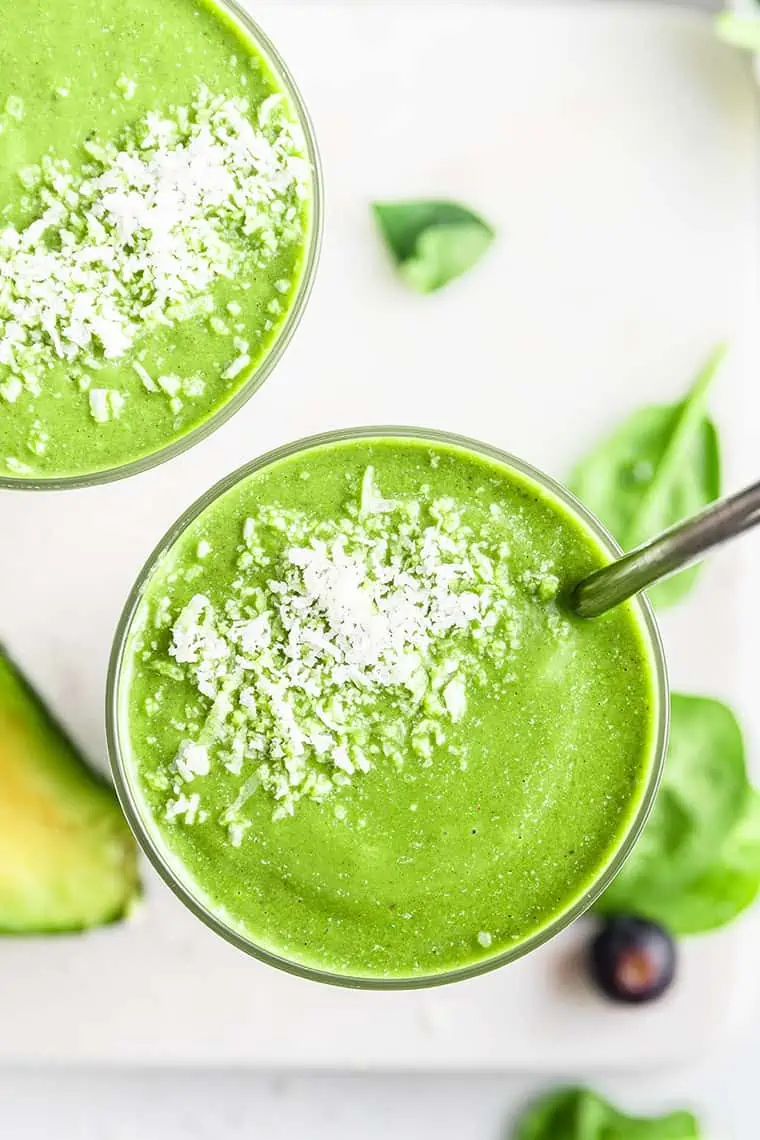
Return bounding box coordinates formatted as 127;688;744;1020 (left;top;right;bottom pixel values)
637;789;760;936
514;1087;701;1140
598;695;760;935
568;348;723;608
372;200;494;293
716;12;760;51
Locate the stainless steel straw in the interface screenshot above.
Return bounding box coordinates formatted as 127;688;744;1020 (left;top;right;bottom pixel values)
572;481;760;619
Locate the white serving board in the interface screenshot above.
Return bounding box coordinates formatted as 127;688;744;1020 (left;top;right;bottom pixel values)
0;1;758;1070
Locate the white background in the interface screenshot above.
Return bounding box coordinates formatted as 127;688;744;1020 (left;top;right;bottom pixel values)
5;0;760;1136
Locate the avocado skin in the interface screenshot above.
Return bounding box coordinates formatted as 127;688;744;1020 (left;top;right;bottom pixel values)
0;645;141;934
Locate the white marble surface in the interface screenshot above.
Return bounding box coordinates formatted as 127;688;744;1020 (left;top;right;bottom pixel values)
5;0;760;1135
3;0;757;1073
3;1039;760;1140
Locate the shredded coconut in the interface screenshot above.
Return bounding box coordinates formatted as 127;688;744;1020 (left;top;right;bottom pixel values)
89;388;125;423
138;467;564;836
0;85;308;415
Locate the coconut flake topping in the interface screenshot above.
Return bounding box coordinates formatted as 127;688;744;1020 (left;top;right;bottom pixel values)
0;85;308;411
143;467;567;838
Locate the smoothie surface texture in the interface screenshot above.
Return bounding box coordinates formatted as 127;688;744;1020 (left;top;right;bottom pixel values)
119;437;660;979
0;0;312;479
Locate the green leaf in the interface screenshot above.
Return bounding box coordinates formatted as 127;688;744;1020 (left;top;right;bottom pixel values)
645;790;760;935
372;200;494;293
606;695;747;892
716;12;760;52
568;348;724;609
598;695;760;935
514;1087;701;1140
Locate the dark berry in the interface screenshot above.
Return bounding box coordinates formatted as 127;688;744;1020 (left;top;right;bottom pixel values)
588;917;676;1004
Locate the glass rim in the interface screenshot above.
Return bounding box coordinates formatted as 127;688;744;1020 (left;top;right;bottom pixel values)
0;0;324;492
107;425;670;990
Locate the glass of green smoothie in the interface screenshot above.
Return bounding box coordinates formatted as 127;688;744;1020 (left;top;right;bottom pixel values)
108;427;668;988
0;0;322;489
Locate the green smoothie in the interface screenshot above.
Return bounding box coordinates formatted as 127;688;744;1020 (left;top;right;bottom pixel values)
116;435;661;980
0;0;314;481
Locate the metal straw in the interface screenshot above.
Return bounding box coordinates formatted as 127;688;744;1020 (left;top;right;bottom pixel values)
571;480;760;619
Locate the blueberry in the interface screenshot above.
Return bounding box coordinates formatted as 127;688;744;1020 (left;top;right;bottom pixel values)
588;917;676;1004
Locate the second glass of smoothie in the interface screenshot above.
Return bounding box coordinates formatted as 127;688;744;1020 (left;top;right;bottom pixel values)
0;0;322;488
108;427;668;988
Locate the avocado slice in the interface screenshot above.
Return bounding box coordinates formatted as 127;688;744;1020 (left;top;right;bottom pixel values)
0;646;140;933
